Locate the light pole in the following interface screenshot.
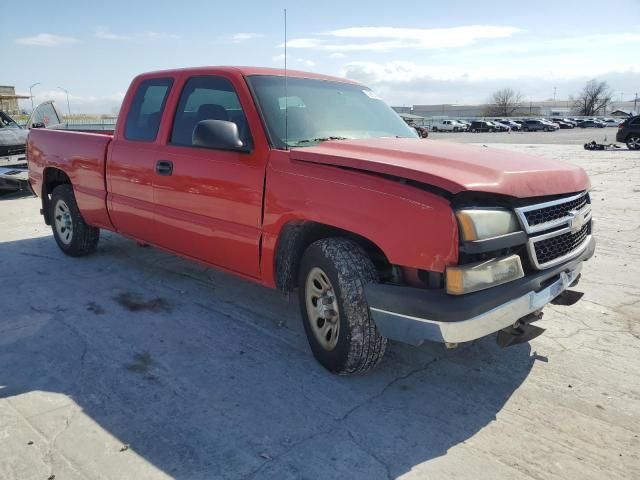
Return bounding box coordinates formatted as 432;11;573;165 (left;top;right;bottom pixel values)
57;87;71;117
29;82;40;111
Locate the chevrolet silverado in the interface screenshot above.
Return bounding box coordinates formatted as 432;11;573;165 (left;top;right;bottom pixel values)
27;67;595;374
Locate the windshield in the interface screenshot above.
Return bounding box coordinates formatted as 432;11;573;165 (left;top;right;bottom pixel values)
0;111;21;129
247;75;416;148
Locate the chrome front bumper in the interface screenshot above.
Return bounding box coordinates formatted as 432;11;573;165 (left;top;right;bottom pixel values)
0;154;27;167
370;262;583;345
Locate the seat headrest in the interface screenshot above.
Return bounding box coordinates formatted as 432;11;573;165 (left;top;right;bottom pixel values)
197;104;230;122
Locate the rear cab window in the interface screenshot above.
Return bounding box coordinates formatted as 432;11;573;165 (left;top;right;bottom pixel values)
124;78;173;141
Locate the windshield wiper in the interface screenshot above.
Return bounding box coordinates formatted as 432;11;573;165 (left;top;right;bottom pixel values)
293;136;348;145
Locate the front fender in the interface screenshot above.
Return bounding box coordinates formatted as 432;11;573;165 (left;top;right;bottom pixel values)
260;151;458;287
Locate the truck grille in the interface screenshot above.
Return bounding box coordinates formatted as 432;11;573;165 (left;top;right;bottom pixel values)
515;191;593;269
524;193;589;227
532;222;591;267
0;145;26;157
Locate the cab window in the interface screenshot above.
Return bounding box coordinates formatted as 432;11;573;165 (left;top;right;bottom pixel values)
124;78;173;141
170;76;252;149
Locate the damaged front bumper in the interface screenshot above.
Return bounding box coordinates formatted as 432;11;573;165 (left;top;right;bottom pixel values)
365;236;595;346
0;166;30;192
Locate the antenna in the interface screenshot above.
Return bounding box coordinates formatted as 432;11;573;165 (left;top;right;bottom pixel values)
284;8;288;149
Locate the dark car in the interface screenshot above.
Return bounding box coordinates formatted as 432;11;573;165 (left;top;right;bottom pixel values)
556;120;575;129
486;121;509;132
579;120;606;128
616;115;640;150
468;120;495;132
522;119;553;132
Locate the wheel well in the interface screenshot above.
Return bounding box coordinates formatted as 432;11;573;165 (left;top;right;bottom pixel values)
42;168;71;225
274;221;392;292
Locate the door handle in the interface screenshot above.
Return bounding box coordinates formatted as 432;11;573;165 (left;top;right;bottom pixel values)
156;160;173;176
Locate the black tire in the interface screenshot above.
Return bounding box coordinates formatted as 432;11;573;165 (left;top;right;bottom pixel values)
50;184;100;256
432;127;438;132
298;238;387;374
471;128;476;133
627;136;640;150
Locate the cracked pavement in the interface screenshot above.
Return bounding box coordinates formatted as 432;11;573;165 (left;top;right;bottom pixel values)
1;142;639;479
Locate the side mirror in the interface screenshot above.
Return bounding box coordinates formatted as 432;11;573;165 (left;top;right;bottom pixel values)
31;122;46;129
192;120;246;151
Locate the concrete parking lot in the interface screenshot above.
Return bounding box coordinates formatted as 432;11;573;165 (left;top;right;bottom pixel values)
1;138;639;479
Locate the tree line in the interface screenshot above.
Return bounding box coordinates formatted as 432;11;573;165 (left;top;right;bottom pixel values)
484;80;613;117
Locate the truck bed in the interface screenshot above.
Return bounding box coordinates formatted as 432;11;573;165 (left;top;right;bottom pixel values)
27;128;114;228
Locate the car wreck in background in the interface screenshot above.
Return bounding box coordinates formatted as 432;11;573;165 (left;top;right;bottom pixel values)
0;110;28;192
0;101;64;194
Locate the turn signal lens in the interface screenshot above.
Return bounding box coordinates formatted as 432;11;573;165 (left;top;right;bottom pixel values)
446;254;524;295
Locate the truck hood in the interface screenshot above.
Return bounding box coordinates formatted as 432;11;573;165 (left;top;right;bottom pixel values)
290;138;590;198
0;128;28;147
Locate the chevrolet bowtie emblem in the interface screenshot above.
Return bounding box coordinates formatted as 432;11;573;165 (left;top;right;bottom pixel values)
568;208;588;234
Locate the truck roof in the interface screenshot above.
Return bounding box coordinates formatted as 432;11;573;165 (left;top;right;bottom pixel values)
139;66;362;85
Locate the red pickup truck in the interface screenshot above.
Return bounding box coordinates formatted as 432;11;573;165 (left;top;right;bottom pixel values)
28;66;595;374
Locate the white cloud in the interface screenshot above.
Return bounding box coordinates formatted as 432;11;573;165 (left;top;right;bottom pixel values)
96;27;179;41
341;60;640;106
15;33;79;47
271;54;315;68
285;25;522;52
328;52;347;59
231;32;264;42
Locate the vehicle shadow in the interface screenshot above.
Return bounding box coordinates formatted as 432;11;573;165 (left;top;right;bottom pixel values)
0;233;535;479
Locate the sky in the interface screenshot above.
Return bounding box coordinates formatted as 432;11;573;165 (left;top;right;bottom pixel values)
4;0;640;114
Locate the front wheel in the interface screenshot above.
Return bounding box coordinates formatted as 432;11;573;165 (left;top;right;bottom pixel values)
50;184;100;256
298;238;387;374
627;136;640;150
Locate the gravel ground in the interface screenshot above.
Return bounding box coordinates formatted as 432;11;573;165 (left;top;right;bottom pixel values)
0;142;639;479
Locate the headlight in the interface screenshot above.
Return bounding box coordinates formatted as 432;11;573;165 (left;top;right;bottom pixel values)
446;254;524;295
456;208;520;241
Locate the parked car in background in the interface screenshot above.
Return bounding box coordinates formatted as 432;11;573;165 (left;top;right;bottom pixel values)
431;119;467;132
486;121;509;132
27;65;596;373
540;119;560;130
601;118;622;127
468;120;495;132
579;120;606;128
412;124;429;138
522;119;554;132
552;118;576;127
494;119;521;131
0;110;29;193
553;120;575;129
616;115;640;149
456;120;471;129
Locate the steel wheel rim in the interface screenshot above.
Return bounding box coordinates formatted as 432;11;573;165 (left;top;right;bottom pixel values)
305;267;340;351
54;199;73;245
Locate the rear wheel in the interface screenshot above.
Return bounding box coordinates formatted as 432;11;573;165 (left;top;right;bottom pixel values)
298;238;387;374
627;136;640;150
432;127;438;132
50;184;100;256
